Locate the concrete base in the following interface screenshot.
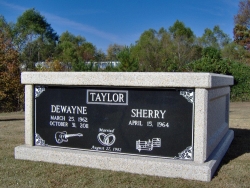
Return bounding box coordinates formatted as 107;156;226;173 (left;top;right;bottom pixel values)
15;130;234;182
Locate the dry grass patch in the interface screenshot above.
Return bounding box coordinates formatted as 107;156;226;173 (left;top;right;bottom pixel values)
0;102;249;187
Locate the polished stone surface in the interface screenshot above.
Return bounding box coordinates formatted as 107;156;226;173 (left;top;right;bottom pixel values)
16;72;234;181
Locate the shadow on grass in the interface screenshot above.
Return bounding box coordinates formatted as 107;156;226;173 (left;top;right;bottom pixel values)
0;118;24;121
214;128;250;176
224;128;250;160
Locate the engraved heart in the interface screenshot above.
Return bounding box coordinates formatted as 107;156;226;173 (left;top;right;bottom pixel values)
97;133;116;146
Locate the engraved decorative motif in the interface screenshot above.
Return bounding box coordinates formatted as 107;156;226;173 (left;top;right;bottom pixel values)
55;131;83;144
97;133;116;146
136;138;161;152
35;86;45;98
35;133;46;146
174;146;193;160
180;90;194;103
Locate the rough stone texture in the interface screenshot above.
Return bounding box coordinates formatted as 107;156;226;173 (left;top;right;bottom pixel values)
25;85;34;146
15;130;234;182
194;88;208;163
207;87;230;159
16;72;234;182
21;72;233;88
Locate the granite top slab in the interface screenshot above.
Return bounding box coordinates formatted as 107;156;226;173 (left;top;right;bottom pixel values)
21;72;234;88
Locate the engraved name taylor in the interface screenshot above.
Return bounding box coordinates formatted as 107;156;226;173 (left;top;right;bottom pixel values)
87;90;128;105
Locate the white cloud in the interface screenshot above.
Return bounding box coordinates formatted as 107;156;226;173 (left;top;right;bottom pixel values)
0;0;118;43
0;0;26;12
42;12;118;42
221;0;239;8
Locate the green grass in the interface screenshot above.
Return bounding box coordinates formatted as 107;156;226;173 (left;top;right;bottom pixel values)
0;104;250;188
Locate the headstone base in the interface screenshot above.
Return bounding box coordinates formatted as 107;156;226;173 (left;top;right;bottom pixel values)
15;129;233;182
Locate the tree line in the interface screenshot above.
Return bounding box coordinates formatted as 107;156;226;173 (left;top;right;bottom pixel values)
1;1;250;111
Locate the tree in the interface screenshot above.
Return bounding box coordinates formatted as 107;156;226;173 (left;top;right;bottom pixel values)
199;26;231;49
77;42;96;62
199;28;217;48
222;42;250;64
14;8;58;70
157;27;184;71
117;46;138;72
132;29;163;71
72;61;98;72
234;0;250;51
55;31;84;70
106;43;124;61
169;20;194;40
234;0;250;28
202;47;221;60
0;16;23;111
36;60;65;72
187;47;228;74
131;22;200;72
168;20;199;69
213;26;231;48
56;31;100;71
95;49;106;62
234;24;250;50
188;48;250;101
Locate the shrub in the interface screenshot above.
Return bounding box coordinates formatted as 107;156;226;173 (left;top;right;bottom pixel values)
188;56;250;101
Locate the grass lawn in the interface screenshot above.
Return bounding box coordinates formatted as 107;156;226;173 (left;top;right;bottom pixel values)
0;103;249;188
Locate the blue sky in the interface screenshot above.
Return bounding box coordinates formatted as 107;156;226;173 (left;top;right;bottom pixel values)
0;0;239;52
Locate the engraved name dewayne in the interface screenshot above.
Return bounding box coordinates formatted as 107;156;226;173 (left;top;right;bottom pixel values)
87;90;128;105
51;105;87;114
